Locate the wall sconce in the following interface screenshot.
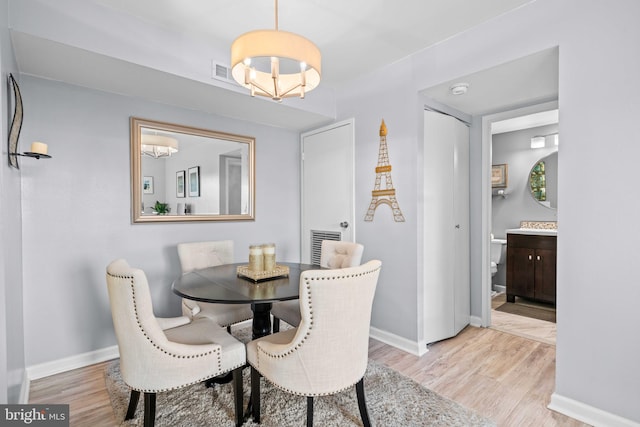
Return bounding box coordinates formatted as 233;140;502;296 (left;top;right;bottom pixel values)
530;133;559;149
7;73;51;169
10;141;51;160
530;136;546;149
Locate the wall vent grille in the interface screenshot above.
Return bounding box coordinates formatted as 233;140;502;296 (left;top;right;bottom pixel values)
310;230;341;266
215;64;229;79
211;62;237;84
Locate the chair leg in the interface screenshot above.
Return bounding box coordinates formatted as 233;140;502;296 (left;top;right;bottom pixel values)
306;396;314;427
355;378;372;427
232;368;243;427
143;392;156;427
251;367;261;423
125;390;140;420
273;316;280;333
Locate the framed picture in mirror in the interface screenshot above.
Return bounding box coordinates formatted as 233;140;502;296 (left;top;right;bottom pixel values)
188;166;200;197
143;176;154;194
176;170;185;198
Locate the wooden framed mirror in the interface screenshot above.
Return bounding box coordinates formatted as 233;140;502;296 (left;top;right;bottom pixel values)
130;117;255;223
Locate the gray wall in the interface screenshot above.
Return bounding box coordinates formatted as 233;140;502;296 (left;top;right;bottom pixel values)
18;76;301;366
338;0;640;422
0;0;25;403
337;61;421;341
492;124;559;238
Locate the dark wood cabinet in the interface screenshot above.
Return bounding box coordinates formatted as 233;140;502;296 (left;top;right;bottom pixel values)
506;233;556;304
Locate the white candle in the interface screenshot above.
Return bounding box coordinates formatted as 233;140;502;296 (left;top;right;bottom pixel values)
262;243;276;271
249;245;264;271
30;142;48;155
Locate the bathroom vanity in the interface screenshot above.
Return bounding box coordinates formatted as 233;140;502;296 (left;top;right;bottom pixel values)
506;228;557;304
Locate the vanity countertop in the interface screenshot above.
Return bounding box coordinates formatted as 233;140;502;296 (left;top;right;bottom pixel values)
506;228;558;236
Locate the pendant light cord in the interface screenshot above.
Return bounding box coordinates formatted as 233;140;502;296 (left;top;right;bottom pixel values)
274;0;279;31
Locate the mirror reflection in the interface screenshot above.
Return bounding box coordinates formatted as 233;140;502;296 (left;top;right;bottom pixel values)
131;117;255;223
529;150;558;209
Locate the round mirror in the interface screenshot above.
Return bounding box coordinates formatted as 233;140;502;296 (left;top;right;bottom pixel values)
529;151;558;209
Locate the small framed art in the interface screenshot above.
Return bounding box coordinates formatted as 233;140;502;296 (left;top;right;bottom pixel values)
188;166;200;197
143;176;154;194
176;170;185;198
491;164;508;188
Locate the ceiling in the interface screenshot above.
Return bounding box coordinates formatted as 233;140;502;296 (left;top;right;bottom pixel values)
420;47;558;117
11;0;557;129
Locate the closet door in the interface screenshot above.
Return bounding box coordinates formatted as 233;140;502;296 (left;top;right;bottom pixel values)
423;110;470;344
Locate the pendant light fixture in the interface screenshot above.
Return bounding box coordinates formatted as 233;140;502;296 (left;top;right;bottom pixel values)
230;0;321;101
141;134;179;158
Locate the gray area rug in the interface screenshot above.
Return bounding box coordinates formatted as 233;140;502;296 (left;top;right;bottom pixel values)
105;327;495;426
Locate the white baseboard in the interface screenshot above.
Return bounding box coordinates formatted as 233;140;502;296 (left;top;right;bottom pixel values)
549;393;640;427
26;345;119;381
469;315;483;327
369;326;428;356
19;370;29;404
492;284;506;293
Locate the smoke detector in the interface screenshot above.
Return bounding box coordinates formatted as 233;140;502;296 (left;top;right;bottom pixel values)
450;82;469;95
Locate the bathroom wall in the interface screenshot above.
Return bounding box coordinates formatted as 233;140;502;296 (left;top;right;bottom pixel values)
491;123;558;287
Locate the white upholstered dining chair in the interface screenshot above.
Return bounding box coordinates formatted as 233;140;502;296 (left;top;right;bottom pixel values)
177;240;253;331
247;260;381;426
106;259;246;427
271;240;364;332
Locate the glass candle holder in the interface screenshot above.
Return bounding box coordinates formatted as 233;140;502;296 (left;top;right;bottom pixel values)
249;245;264;271
262;243;276;271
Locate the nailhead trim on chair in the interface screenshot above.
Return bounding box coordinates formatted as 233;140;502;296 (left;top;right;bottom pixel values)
264;375;364;398
254;265;381;397
108;271;246;393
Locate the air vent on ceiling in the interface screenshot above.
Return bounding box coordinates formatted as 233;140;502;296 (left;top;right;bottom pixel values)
310;230;342;266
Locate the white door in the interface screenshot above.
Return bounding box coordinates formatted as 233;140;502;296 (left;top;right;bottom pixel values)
452;116;470;334
423;110;470;344
301;119;355;264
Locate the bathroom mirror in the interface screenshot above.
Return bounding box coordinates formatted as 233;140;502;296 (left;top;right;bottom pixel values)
130;117;255;223
528;150;557;209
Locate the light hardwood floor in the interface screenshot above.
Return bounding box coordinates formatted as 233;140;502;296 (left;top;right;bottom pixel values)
29;324;589;427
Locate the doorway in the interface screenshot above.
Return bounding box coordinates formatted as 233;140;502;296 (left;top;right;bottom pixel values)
481;102;558;344
300;119;355;264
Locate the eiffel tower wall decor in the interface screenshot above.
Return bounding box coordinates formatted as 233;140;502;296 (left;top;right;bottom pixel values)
364;119;405;222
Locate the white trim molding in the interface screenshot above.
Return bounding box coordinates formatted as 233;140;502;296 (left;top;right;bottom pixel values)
469;316;483;327
549;393;640;427
370;326;428;357
26;345;119;381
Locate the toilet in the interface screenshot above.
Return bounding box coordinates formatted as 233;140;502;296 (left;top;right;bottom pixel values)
490;238;507;277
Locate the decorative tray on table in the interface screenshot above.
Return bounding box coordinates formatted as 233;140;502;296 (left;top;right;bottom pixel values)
237;265;290;282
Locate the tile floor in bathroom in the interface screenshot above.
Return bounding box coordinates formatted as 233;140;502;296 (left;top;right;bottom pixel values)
490;293;557;345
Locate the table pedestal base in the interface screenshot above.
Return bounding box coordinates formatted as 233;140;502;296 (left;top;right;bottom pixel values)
251;302;272;340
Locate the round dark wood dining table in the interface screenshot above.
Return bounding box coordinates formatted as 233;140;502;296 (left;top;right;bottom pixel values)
172;262;322;339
